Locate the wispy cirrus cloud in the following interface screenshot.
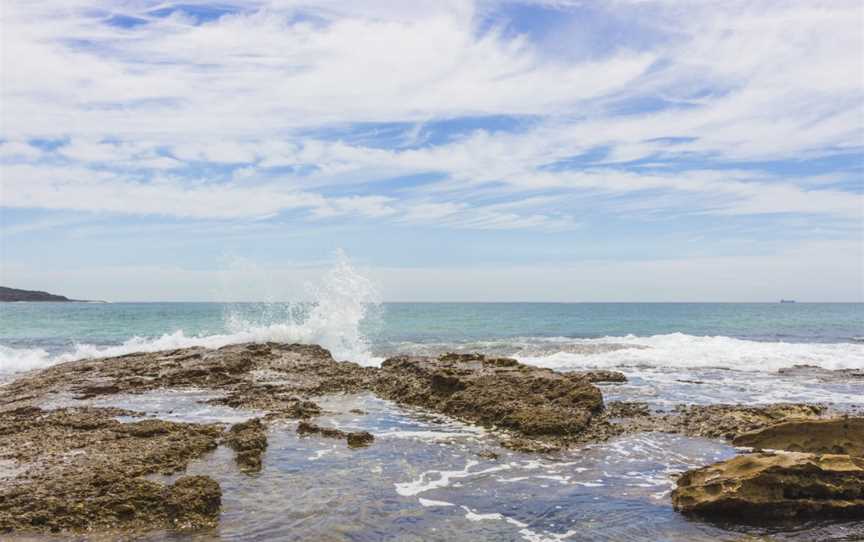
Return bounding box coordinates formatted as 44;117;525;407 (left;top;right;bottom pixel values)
0;0;862;300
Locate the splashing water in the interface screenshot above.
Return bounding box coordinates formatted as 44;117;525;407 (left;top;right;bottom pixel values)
0;251;380;373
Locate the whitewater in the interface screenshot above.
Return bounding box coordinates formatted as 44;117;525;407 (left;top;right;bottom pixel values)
2;256;863;392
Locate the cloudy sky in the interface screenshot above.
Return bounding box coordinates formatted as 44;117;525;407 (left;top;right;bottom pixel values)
0;0;862;301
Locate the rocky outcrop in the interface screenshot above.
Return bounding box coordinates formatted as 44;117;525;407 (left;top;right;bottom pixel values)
296;421;374;448
732;417;864;456
0;286;75;302
657;403;826;440
374;352;604;449
672;452;864;519
672;413;864;522
0;407;223;534
225;418;268;472
0;342;376;418
4;342;856;534
0;473;222;533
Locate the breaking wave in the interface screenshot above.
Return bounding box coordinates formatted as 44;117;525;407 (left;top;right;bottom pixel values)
0;251;380;374
378;333;864;373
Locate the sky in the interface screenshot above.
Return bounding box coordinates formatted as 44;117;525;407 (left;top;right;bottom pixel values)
0;0;862;302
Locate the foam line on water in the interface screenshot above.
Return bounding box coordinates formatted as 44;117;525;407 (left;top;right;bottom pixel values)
517;333;864;371
0;252;380;374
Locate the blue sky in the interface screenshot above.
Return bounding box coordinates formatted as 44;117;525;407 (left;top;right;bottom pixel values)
0;0;862;301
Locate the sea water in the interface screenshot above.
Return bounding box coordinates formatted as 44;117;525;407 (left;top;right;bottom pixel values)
1;260;863;541
2;299;862;408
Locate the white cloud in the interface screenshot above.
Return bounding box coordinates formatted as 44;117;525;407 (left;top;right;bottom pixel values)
0;141;44;160
0;0;861;240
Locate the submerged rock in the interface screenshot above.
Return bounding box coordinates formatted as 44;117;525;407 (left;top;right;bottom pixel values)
777;364;864;382
225;418;268;473
296;421;374;448
375;352;604;449
733;417;864;457
672;451;864;519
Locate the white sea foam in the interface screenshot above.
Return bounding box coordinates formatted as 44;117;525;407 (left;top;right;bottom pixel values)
0;345;55;374
394;460;512;497
0;251;381;374
515;333;864;372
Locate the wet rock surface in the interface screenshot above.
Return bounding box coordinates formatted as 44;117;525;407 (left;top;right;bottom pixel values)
374;352;604;449
225;418;268;472
0;342;375;419
0;406;223;534
672;452;864;519
732;417;864;457
670;410;864;522
778;364;864;381
0;342;858;535
613;403;828;440
573;370;627;383
296;420;375;448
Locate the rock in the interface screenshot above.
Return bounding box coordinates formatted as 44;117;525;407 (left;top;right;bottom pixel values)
0;343;375;417
346;431;375;448
604;401;651;418
733;417;864;457
570;370;627;383
664;403;826;441
296;421;375;448
225;418;268;473
0;473;221;533
477;449;500;460
73;383;121;399
164;476;222;530
778;364;864;382
672;451;864;519
0;407;223;534
375;352;603;449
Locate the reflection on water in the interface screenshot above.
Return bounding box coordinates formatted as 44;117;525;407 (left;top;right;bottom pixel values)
12;392;860;542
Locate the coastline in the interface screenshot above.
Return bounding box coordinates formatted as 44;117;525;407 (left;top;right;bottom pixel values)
1;342;861;540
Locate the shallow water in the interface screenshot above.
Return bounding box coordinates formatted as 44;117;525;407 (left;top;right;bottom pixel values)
1;298;862;540
9;392;863;542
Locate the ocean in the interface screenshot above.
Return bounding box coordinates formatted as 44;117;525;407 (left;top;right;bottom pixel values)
2;299;863;406
1;272;863;541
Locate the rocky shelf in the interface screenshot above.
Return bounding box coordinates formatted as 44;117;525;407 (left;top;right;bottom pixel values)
0;342;860;535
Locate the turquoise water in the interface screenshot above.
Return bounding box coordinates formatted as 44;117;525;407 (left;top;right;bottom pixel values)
2;300;863;407
2;299;863;541
2;301;862;353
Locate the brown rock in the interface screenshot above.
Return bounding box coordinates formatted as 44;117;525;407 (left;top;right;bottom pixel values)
296;421;374;448
672;452;864;519
733;417;864;457
664;403;826;441
225;418;268;473
346;431;375;448
0;407;223;534
375;353;603;449
570;370;627;383
0;343;375;417
164;476;222;530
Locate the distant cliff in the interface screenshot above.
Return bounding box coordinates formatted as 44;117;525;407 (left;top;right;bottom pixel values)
0;286;77;302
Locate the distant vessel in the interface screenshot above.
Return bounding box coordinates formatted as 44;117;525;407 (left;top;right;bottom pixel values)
780;299;796;303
